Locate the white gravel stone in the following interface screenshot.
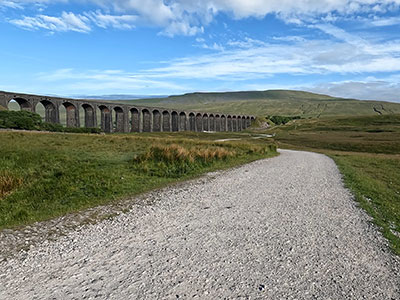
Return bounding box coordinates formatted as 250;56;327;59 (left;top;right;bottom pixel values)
0;149;399;299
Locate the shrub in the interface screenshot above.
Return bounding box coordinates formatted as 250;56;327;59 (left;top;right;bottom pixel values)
268;115;301;125
40;122;100;133
63;127;101;134
0;110;42;130
40;122;65;132
0;110;101;134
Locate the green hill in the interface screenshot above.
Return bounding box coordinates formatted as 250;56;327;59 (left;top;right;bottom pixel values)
120;90;400;118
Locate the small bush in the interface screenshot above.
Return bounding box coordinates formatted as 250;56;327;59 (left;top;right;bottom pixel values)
0;110;101;134
40;122;65;132
268;115;301;125
41;122;101;134
0;110;42;130
64;127;101;134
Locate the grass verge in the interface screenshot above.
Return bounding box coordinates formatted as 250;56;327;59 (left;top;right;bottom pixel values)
0;130;276;229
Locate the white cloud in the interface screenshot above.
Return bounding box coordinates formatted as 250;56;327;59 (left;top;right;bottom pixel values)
35;68;187;95
10;12;91;32
370;16;400;26
306;79;400;102
10;10;142;32
161;20;203;37
140;31;400;80
85;11;137;30
0;1;23;9
5;0;400;36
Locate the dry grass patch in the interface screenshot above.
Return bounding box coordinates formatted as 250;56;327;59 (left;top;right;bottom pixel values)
0;171;23;199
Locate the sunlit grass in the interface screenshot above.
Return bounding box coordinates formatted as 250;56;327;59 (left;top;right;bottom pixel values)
0;130;276;229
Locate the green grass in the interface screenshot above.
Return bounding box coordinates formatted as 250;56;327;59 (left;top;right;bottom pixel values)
0;130;276;229
262;114;400;255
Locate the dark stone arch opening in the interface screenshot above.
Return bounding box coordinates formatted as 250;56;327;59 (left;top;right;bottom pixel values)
162;111;171;132
189;113;195;131
209;114;215;131
142;109;151;132
236;116;241;131
8;97;32;111
179;112;187;131
99;105;112;133
195;113;202;132
241;116;246;130
246;116;251;127
38;100;58;124
232;116;237;132
82;104;95;128
171;111;179;132
221;115;226;131
153;110;161;132
227;115;232;132
130;108;140;132
202;114;209;131
113;106;125;132
215;114;220;132
63;102;78;128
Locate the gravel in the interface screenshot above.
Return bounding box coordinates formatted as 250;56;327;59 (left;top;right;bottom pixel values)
1;149;399;299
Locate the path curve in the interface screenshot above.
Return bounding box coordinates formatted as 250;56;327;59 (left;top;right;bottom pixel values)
1;150;399;299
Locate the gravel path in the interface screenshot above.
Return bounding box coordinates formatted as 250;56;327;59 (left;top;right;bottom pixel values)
1;149;399;299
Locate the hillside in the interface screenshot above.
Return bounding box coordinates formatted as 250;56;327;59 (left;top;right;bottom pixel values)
119;90;400;117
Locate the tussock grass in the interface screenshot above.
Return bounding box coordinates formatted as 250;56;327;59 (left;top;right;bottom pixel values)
137;144;235;164
0;171;23;199
133;142;275;178
133;143;236;178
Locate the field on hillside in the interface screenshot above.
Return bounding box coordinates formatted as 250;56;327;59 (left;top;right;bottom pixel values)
262;114;400;255
122;90;400;117
0;130;276;229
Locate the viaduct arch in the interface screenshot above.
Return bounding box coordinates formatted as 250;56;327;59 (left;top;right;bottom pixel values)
0;91;256;133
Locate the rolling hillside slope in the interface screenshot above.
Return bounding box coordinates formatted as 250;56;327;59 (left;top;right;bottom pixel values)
119;90;400;117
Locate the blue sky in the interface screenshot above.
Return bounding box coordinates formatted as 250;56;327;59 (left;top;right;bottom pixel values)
1;0;400;102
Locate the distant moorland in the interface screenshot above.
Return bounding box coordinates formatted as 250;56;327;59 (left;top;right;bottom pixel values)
119;90;400;117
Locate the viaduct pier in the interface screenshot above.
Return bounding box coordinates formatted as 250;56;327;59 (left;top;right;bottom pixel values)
0;91;255;133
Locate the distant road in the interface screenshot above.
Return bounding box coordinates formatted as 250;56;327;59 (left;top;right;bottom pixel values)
1;150;399;299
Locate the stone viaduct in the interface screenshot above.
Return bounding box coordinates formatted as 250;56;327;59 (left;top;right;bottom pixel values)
0;91;255;133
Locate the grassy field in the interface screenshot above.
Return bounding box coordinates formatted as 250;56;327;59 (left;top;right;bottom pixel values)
0;130;276;229
262;114;400;255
